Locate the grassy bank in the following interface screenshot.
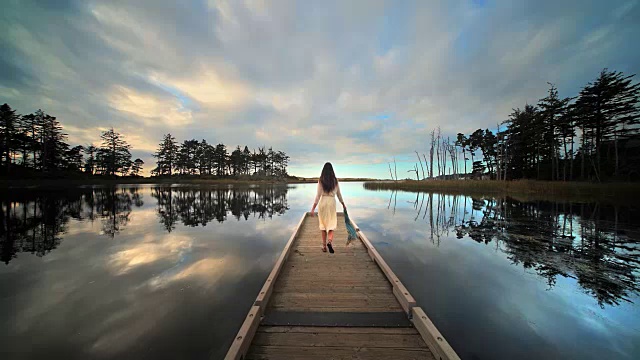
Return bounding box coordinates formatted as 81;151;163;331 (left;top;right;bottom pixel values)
363;179;640;204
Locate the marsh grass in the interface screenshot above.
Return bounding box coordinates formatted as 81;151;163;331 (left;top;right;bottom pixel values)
363;179;640;204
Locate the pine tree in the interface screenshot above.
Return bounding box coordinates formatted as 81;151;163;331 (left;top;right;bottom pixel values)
84;145;97;174
538;83;571;180
575;69;640;179
98;128;131;176
242;146;251;175
214;144;227;176
39;112;69;172
0;103;19;174
65;145;84;172
456;133;468;176
131;158;144;177
153;134;179;176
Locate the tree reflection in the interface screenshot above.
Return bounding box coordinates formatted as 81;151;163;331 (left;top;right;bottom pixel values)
406;193;640;307
150;186;289;232
0;187;143;264
0;186;290;264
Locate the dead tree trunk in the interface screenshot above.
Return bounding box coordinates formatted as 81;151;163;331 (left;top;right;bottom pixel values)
415;151;425;179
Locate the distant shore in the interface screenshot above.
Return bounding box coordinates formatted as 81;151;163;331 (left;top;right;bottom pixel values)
0;176;378;188
363;179;640;204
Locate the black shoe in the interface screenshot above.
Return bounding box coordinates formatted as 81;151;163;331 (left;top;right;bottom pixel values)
327;242;334;253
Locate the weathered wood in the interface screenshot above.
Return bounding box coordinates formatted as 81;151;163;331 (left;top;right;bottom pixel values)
247;346;434;360
265;306;402;313
274;285;391;294
253;332;427;348
412;307;461;360
223;306;261;360
348;217;417;315
272;292;398;301
227;212;453;360
258;326;418;334
254;212;307;309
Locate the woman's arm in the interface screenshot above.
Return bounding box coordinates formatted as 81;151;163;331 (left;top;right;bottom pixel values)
310;181;322;214
336;182;345;209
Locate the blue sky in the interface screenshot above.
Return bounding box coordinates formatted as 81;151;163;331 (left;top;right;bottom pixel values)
1;0;639;178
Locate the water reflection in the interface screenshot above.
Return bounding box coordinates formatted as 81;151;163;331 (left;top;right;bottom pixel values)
0;186;290;265
0;185;294;360
0;187;143;264
150;186;289;232
392;191;640;308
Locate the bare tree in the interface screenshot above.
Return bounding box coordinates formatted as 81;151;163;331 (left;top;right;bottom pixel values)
436;127;441;177
429;130;435;178
415;151;425;179
393;157;398;181
408;163;419;180
422;153;429;179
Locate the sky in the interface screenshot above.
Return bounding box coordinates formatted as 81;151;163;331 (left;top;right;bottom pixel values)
1;0;639;178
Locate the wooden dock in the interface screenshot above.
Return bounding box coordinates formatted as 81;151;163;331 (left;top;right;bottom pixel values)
224;212;459;360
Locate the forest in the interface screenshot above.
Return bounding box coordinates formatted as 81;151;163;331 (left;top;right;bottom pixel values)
152;134;290;178
399;69;640;182
0;105;142;177
0;105;289;179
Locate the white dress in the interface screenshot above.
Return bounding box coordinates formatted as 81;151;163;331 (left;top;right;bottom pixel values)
314;181;344;231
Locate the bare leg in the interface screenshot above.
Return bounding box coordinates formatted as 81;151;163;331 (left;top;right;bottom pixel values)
327;230;335;253
321;230;327;250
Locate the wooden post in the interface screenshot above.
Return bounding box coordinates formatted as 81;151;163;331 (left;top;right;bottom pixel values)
254;212;307;309
223;306;261;360
412;307;461;360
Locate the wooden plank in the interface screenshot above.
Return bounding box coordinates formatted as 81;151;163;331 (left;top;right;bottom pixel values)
283;261;377;267
411;307;461;360
258;326;418;334
277;277;388;283
271;293;398;301
223;306;261;360
274;285;391;294
348;216;417;315
270;298;401;308
253;332;427;348
228;212;457;360
261;311;412;327
246;346;434;360
265;306;402;313
276;279;390;287
254;212;307;309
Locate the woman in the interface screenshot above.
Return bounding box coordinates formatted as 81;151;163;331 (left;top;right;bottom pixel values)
311;162;346;253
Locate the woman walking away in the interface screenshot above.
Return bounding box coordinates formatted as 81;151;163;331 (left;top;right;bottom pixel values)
311;162;346;253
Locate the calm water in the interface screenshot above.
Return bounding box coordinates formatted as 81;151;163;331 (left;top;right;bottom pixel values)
0;183;638;359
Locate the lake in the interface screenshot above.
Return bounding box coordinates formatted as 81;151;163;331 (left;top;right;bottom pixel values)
1;183;638;359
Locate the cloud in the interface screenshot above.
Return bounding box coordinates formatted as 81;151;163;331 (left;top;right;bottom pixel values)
1;0;638;177
107;85;193;127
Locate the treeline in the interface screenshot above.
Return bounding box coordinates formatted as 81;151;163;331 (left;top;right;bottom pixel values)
153;134;290;178
404;69;640;181
0;104;143;177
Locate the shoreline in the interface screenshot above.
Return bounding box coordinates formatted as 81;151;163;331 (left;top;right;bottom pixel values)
363;179;640;204
0;177;377;189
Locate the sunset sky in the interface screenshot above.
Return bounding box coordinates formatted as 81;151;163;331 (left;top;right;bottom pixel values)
1;0;639;178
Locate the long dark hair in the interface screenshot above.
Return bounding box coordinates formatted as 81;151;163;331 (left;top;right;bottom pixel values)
319;162;338;193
